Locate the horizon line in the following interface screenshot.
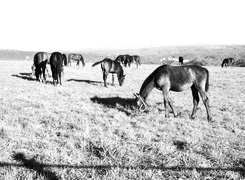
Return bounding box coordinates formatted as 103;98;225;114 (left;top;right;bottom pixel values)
1;44;245;53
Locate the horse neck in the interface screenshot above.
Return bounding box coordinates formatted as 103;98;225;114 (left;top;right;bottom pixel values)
139;70;156;101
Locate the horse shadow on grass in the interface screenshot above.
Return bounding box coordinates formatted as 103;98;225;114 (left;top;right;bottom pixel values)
0;152;244;178
12;152;59;180
67;79;102;86
90;96;136;116
12;73;53;84
12;73;35;81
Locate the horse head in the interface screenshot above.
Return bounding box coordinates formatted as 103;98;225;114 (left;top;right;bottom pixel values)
133;93;149;112
119;74;126;86
31;64;36;76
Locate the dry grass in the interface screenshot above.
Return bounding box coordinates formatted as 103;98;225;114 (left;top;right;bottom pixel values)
0;60;245;179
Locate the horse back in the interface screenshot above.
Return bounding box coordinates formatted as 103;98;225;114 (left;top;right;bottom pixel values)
155;65;208;91
50;52;63;73
102;59;122;73
34;52;48;65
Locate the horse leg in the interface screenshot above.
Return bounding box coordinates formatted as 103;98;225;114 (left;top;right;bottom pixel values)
199;90;212;121
42;67;46;83
163;94;169;118
112;74;115;86
59;73;62;85
162;88;170;118
167;97;177;117
162;87;177;117
191;85;199;119
103;72;108;87
35;68;39;81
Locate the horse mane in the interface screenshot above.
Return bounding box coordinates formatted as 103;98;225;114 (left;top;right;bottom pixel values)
139;65;164;99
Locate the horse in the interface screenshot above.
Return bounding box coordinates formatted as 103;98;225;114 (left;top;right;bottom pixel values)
115;54;130;67
32;52;50;83
221;58;235;68
68;53;85;67
179;56;184;65
62;54;68;66
92;58;126;87
134;64;212;121
49;52;64;86
127;55;141;68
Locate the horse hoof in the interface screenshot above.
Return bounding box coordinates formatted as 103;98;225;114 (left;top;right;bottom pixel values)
208;117;213;122
190;116;195;119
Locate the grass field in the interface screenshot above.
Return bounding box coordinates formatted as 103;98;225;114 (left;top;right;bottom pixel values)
0;59;245;179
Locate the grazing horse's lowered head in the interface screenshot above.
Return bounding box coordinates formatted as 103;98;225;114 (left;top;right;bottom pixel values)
133;92;150;111
221;58;235;68
92;58;126;87
134;64;212;121
68;53;85;67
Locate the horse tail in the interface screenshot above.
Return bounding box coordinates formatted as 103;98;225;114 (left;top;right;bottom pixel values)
63;54;68;66
205;69;209;92
92;60;103;67
81;57;85;67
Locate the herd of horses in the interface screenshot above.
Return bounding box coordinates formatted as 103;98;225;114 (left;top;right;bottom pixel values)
31;52;236;121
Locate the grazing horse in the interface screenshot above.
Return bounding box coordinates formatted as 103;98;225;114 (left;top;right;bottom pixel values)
179;56;184;65
115;54;130;67
134;65;212;121
50;52;64;86
221;58;235;68
68;53;85;67
62;54;68;66
127;55;141;68
92;58;126;87
32;52;50;83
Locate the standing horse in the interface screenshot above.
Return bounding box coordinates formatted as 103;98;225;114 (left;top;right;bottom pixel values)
115;54;130;67
68;53;85;67
50;52;64;86
179;56;184;65
92;58;126;87
32;52;50;83
127;55;141;68
221;58;235;68
134;65;212;121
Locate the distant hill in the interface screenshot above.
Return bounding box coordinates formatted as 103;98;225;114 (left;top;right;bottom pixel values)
0;49;36;61
1;45;245;66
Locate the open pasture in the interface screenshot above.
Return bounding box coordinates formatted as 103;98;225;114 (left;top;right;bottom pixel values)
0;60;245;179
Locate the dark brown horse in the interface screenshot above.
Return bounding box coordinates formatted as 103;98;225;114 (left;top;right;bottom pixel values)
92;58;126;87
115;54;130;67
179;56;184;65
68;53;85;67
50;52;64;86
32;52;49;83
127;55;141;68
134;65;212;121
221;58;235;68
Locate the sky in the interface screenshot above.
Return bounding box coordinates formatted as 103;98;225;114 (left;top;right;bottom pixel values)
0;0;245;51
